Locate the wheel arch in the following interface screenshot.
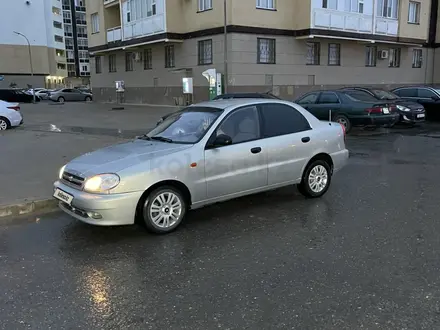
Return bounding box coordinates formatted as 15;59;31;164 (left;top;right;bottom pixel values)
302;153;334;178
135;180;192;222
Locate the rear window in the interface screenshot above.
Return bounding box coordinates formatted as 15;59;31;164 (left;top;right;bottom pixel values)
344;91;378;102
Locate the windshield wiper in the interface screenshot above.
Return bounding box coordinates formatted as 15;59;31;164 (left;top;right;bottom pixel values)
136;134;152;140
150;136;173;143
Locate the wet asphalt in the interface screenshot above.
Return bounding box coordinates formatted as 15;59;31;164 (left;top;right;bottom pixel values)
2;123;440;329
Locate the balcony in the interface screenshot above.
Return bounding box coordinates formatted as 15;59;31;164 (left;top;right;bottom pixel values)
374;17;398;36
312;8;373;34
123;14;165;40
104;0;119;8
107;26;122;43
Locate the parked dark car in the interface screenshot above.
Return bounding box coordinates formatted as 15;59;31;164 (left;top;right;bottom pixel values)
295;90;400;133
341;87;425;124
0;89;40;103
156;92;281;126
391;86;440;119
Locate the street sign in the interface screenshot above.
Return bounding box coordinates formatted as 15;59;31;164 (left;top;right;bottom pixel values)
0;76;4;81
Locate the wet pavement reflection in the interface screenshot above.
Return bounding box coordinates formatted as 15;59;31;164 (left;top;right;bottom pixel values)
2;124;440;329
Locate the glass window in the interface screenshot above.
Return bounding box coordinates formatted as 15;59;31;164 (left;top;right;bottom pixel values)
322;0;337;9
408;1;420;23
297;93;319;105
412;49;422;68
377;0;398;18
306;42;320;65
95;56;102;74
198;0;212;11
372;90;399;100
147;107;222;144
198;39;213;65
143;48;152;70
344;91;379;102
365;46;377;67
389;48;401;67
215;106;260;144
328;43;341;66
393;88;417;97
318;92;340;104
125;52;133;71
257;38;276;64
418;89;436;98
260;104;311;138
91;13;99;33
109;54;117;72
53;21;62;29
165;45;175;68
256;0;275;9
54;35;64;43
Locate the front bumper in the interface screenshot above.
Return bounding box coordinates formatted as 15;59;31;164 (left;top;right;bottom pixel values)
53;180;143;226
399;111;426;123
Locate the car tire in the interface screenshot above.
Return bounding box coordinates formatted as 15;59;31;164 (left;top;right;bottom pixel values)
85;96;92;102
333;114;352;133
297;160;332;198
142;186;187;234
0;117;10;131
58;96;65;103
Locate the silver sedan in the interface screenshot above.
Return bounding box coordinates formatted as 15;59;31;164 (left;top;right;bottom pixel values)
53;99;349;234
48;88;93;102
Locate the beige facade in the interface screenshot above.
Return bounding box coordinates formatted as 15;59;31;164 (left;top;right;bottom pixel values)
87;0;439;105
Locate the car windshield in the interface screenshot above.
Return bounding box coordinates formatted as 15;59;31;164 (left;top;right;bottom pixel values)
344;91;379;102
372;89;399;100
144;106;222;144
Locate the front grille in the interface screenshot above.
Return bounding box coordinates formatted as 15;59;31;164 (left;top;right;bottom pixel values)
62;171;84;188
60;202;89;218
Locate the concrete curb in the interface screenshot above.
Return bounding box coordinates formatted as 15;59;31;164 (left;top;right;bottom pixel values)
0;198;58;220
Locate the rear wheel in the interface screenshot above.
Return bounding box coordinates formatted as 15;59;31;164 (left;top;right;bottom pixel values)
85;96;92;102
57;96;65;103
297;160;332;198
0;117;10;130
142;186;187;234
333;114;352;133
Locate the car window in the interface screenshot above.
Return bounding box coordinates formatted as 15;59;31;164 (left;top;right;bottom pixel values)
297;93;319;105
215;105;260;144
260;103;311;138
394;88;417;97
372;89;399;100
418;88;436;98
343;91;378;102
63;89;72;93
318;92;340;104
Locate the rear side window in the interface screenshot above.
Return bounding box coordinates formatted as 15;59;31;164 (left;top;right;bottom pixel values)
394;88;417;97
417;89;436;98
297;93;319;104
344;91;378;102
318;92;340;104
260;103;311;138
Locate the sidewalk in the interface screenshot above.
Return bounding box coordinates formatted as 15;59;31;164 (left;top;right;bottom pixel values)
0;102;174;218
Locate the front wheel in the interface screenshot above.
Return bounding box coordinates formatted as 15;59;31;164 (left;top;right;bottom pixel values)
142;186;187;234
85;96;92;102
57;96;65;103
0;117;10;130
333;114;352;133
297;160;332;198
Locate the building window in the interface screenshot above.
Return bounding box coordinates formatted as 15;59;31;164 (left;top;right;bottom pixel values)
109;54;117;72
54;35;64;42
63;11;71;19
57;63;66;70
165;45;175;68
256;0;275;9
198;39;213;65
365;46;377;67
128;0;157;21
322;0;337;9
328;43;341;66
143;49;152;69
52;6;61;15
198;0;212;11
53;21;63;29
257;38;276;64
306;42;320;65
78;50;89;59
125;52;134;71
408;2;420;23
389;48;401;67
346;0;364;13
412;49;422;68
95;56;102;74
377;0;398;19
91;13;100;33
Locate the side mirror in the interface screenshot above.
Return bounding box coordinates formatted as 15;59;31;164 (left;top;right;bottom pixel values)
213;134;232;147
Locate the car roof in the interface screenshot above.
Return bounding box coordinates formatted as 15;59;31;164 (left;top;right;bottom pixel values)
213;92;280;100
192;98;295;110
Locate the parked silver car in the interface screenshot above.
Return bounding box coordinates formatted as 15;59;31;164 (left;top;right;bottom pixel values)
49;88;93;102
53;99;349;234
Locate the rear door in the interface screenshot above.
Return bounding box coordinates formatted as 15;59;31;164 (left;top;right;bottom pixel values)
311;92;342;120
62;89;73;101
416;88;440;112
259;103;314;185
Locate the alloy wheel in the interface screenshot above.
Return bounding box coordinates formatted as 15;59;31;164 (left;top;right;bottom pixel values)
149;192;183;228
0;119;8;130
308;165;328;193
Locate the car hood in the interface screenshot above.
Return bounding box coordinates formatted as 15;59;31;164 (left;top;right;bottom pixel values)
392;100;424;110
65;140;193;177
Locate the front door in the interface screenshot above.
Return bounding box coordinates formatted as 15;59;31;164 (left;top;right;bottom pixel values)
417;88;440;113
204;105;268;199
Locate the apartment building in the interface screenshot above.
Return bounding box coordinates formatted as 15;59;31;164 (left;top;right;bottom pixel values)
0;0;67;89
87;0;436;105
62;0;91;86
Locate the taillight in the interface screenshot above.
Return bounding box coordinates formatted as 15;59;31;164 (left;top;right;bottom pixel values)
390;105;397;112
340;123;346;139
365;107;383;114
7;106;20;111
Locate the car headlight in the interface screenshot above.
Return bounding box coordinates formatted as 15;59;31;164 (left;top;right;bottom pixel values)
59;165;66;179
84;174;120;193
396;105;410;112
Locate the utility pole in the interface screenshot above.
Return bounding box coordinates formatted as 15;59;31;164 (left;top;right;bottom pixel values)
223;0;228;93
14;31;36;103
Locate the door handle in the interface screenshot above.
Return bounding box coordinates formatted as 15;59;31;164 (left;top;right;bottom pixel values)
250;147;262;154
301;137;311;143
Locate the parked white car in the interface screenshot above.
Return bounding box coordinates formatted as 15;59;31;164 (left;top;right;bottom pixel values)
0;100;23;130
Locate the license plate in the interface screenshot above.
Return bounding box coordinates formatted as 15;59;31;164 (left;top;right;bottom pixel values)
53;188;73;205
382;108;389;114
417;114;425;118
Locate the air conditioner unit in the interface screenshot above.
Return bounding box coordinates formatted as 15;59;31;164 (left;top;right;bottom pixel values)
378;50;389;59
133;52;142;62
